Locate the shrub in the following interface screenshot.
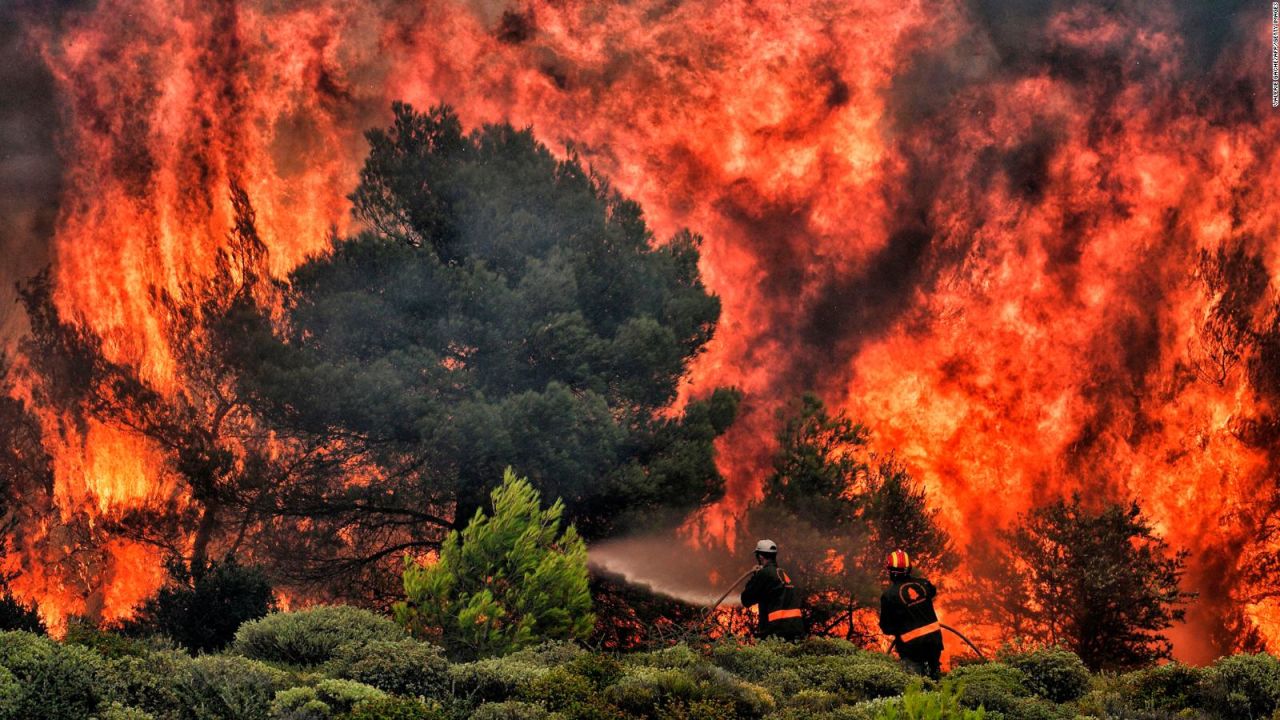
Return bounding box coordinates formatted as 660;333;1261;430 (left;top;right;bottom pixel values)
233;606;405;666
520;667;595;710
178;654;290;720
314;678;385;710
782;689;844;713
330;639;448;699
565;652;624;688
0;664;20;720
1198;653;1280;720
946;662;1029;714
103;648;195;719
394;470;594;659
1120;661;1204;714
64;621;157;659
98;704;158;720
792;637;864;657
875;682;987;720
629;643;704;670
708;639;791;680
448;654;548;703
1003;647;1091;703
123;559;276;654
346;697;445;720
269;686;329;720
796;653;912;701
603;665;774;719
469;701;550;720
0;630;105;720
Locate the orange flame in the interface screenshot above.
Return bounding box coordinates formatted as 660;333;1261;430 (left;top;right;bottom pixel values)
5;0;1279;659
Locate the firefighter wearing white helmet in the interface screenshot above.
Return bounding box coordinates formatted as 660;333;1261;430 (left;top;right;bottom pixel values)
740;539;804;641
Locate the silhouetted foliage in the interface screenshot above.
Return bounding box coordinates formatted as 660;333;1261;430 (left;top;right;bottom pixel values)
1195;242;1280;652
0;592;43;634
960;494;1191;671
12;185;285;597
120;558;275;653
745;394;954;642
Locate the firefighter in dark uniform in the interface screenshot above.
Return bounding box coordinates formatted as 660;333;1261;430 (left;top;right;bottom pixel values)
878;550;943;679
740;539;805;641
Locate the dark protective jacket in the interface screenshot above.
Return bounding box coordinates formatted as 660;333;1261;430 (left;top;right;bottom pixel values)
740;562;804;640
878;573;943;655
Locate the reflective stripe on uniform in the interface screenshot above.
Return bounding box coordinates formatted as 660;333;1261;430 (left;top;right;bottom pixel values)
767;608;802;622
899;622;941;643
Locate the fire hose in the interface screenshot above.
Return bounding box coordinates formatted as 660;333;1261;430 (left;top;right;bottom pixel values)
700;568;757;629
702;569;988;661
939;623;987;661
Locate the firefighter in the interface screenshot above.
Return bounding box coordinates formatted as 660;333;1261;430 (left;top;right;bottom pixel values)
878;550;943;679
740;539;805;641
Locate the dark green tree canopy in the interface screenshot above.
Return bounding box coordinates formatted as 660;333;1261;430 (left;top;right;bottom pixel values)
231;102;738;584
959;494;1191;671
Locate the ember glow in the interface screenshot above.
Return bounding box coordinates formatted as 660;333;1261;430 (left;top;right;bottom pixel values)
3;0;1278;660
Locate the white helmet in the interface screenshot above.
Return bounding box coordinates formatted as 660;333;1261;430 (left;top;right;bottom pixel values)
755;539;778;554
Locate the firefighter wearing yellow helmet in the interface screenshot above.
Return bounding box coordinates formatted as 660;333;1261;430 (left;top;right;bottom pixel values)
878;550;943;678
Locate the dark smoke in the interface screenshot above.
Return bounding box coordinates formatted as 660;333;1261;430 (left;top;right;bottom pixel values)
0;2;71;344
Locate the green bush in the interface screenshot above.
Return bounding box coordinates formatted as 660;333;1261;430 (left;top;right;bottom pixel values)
797;653;913;701
97;703;158;720
1002;648;1090;703
520;667;595;709
792;637;865;657
346;697;445;720
875;682;987;719
64;621;158;659
1198;653;1280;720
0;664;20;720
708;640;792;679
1120;661;1204;714
269;686;329;720
103;648;195;720
603;665;774;719
449;655;548;703
630;643;705;671
469;701;550;720
946;662;1029;714
314;678;385;710
0;630;105;720
329;639;448;699
233;606;406;666
564;652;624;688
178;654;290;720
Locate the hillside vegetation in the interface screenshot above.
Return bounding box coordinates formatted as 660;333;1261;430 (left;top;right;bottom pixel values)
2;607;1278;720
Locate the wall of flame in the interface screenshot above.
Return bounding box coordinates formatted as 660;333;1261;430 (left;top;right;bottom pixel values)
3;0;1279;659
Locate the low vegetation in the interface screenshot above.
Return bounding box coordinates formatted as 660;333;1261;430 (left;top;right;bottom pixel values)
2;615;1278;720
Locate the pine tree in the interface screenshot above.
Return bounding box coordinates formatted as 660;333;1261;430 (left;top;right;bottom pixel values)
959;494;1191;670
394;468;594;659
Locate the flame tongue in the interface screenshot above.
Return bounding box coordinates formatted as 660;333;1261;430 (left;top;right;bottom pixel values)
6;0;1280;656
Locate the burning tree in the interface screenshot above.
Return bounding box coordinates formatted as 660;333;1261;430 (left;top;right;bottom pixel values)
959;495;1191;671
746;394;954;642
7;101;739;617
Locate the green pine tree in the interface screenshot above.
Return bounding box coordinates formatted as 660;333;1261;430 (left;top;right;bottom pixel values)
394;468;594;659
